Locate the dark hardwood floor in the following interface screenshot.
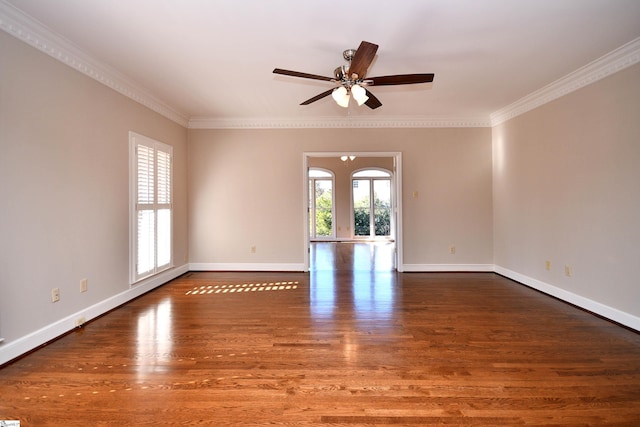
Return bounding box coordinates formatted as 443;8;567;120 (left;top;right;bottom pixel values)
1;243;640;425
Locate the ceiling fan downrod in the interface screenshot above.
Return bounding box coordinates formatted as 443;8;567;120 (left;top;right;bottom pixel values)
334;48;361;87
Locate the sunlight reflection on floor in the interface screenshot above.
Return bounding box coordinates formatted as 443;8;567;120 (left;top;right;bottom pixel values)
184;281;299;296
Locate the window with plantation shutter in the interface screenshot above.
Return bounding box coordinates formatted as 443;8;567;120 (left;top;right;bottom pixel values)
129;132;173;283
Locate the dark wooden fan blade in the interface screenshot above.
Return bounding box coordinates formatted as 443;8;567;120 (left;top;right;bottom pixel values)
367;73;435;86
364;89;382;109
300;89;334;105
348;41;378;79
273;68;334;82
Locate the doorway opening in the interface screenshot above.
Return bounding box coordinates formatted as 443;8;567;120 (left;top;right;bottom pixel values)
303;152;403;272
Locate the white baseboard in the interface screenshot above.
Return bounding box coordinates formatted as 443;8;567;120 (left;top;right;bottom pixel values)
3;262;637;365
189;262;305;272
0;264;188;366
402;263;495;272
494;265;640;331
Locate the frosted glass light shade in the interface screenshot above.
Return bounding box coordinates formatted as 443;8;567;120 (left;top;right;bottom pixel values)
332;86;350;108
351;84;369;106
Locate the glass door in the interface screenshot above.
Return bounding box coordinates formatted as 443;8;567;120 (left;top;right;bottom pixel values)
352;169;391;239
373;179;391;236
309;169;334;239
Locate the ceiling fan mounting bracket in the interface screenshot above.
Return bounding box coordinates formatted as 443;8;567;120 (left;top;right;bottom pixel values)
342;49;357;61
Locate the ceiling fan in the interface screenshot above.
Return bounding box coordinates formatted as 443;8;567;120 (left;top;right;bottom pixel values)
273;41;434;110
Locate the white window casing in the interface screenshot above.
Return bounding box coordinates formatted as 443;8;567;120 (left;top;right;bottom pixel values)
129;132;173;284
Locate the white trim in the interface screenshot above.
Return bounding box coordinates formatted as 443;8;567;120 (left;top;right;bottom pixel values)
394;155;403;272
0;264;188;366
491;37;640;126
188;116;492;129
303;155;310;271
495;265;640;332
402;263;495;272
0;1;189;127
189;263;305;272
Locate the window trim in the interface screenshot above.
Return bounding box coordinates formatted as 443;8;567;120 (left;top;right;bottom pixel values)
129;132;173;285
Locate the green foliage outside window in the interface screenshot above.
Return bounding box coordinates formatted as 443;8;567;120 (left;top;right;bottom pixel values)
354;208;370;235
354;194;391;236
315;184;332;236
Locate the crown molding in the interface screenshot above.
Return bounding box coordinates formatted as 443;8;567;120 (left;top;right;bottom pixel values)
490;37;640;126
188;116;492;129
3;1;637;131
0;1;487;132
0;0;189;127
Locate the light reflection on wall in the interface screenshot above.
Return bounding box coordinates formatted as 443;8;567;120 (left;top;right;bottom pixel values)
136;298;172;377
493;129;506;176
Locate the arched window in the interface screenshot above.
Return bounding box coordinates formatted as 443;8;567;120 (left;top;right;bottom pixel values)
308;168;335;239
352;168;392;238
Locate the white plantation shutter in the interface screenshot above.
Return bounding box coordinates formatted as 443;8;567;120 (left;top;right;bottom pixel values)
136;144;155;277
156;150;171;204
130;132;173;283
155;148;172;269
137;144;155;205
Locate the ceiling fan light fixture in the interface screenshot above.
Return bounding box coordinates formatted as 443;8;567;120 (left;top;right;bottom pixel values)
273;40;433;110
351;84;369;106
332;86;350;108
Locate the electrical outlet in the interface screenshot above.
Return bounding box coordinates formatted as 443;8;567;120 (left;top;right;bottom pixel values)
545;260;551;271
565;265;573;277
250;245;256;253
51;288;60;303
80;278;88;293
449;245;456;254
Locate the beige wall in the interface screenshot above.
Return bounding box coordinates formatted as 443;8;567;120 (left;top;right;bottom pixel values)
187;127;494;269
493;63;640;320
0;32;188;352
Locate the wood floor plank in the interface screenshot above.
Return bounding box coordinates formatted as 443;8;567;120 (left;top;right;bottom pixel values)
1;244;640;425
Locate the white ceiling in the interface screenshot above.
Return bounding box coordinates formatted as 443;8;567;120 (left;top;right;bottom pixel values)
3;0;640;127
